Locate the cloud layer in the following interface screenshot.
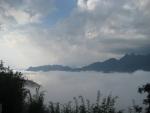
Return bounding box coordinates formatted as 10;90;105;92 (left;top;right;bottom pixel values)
0;0;150;68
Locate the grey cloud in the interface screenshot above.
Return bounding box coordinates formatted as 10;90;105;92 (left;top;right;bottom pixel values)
0;0;150;68
0;0;55;26
23;0;55;16
28;0;150;66
0;0;22;7
44;0;150;63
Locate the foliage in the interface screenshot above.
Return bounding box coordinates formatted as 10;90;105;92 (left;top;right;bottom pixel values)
0;61;27;113
27;87;49;113
128;100;143;113
138;83;150;113
48;91;123;113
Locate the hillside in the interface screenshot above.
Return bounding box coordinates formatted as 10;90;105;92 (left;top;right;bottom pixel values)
27;53;150;73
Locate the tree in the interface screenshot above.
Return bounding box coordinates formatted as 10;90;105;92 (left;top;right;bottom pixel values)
138;83;150;113
27;87;48;113
0;61;27;113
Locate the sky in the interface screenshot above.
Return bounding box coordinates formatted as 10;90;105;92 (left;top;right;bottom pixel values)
0;0;150;68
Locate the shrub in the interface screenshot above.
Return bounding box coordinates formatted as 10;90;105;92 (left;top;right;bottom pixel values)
0;61;27;113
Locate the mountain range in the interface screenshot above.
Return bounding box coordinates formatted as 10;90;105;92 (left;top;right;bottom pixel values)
27;53;150;73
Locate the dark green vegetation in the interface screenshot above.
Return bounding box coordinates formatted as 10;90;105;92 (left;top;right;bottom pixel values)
0;61;150;113
27;53;150;73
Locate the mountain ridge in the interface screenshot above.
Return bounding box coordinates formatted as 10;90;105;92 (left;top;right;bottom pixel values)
26;53;150;73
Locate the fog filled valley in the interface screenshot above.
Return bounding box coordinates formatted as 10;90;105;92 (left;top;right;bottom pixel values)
24;70;150;110
1;62;150;113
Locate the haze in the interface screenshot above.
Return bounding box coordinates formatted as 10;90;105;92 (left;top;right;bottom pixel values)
25;71;150;109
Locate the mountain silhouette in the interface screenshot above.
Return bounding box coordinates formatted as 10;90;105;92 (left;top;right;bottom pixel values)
27;53;150;73
27;65;73;72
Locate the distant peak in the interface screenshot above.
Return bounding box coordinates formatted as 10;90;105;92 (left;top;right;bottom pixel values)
122;53;137;59
103;58;117;63
124;53;135;56
26;53;150;73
